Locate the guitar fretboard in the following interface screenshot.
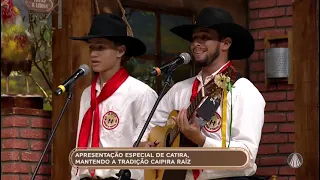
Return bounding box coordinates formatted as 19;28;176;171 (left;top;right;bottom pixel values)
169;90;204;147
186;91;204;119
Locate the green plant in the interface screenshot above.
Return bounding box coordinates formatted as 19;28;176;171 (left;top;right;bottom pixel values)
26;11;53;108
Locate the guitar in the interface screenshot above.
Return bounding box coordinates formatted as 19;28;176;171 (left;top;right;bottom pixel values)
144;75;222;180
144;66;241;180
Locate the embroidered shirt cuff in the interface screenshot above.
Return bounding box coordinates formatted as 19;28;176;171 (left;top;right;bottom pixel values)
203;136;221;147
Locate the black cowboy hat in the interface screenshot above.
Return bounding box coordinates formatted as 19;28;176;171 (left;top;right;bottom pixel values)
170;7;254;60
69;13;146;57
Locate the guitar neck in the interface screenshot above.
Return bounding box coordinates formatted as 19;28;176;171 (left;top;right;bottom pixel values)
169;89;204;145
186;86;206;119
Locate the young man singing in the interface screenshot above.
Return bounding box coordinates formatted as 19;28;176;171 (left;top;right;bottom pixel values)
69;13;158;180
143;7;266;180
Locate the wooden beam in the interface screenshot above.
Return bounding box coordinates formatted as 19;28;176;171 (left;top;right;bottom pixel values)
51;0;93;179
292;0;319;180
122;0;195;17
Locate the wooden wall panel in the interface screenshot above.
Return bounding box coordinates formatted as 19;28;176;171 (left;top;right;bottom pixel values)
51;0;93;180
292;0;319;180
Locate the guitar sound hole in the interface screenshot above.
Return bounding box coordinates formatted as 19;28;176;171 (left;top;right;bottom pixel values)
165;133;171;147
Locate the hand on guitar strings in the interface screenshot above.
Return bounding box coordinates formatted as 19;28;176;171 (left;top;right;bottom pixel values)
173;108;206;146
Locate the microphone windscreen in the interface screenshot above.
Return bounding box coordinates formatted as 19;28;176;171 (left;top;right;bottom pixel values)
79;64;91;76
180;52;192;64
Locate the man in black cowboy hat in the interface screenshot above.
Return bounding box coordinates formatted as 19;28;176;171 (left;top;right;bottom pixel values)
144;7;266;180
69;13;159;180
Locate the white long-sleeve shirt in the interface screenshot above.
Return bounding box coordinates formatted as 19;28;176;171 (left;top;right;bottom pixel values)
142;62;266;180
71;76;158;180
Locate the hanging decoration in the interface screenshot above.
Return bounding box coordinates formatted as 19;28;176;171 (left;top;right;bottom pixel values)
25;0;54;13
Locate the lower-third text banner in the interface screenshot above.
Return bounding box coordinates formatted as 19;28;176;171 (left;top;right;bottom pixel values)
69;147;250;169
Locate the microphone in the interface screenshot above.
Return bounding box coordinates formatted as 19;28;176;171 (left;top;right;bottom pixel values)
150;52;191;76
55;64;90;95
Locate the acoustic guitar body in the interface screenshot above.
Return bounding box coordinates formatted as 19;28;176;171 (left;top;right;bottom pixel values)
145;110;197;180
144;110;181;180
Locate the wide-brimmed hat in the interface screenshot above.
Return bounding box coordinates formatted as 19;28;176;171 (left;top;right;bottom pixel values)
170;7;254;60
69;13;146;57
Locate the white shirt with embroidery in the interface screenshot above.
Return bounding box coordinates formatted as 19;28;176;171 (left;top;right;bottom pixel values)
71;76;158;180
143;62;266;180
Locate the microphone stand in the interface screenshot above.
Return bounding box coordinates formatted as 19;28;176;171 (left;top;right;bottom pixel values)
116;65;177;180
30;85;75;180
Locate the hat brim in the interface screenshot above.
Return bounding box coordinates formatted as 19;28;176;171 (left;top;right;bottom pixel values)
69;35;146;57
170;23;254;60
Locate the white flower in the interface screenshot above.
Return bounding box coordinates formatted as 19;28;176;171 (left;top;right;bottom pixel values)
214;73;231;90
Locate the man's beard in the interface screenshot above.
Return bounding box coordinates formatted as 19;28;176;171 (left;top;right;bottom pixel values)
194;46;220;68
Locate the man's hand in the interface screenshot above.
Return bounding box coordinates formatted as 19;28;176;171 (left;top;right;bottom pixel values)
138;140;161;147
173;108;205;146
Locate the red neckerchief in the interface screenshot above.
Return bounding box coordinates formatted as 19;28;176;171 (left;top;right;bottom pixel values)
77;67;129;178
191;61;232;180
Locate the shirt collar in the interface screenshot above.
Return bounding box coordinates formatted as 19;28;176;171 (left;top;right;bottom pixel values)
196;61;231;85
95;76;106;92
